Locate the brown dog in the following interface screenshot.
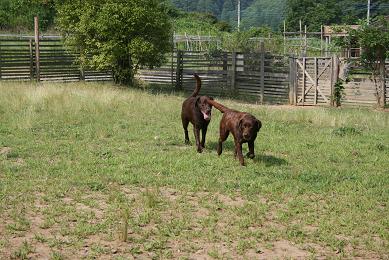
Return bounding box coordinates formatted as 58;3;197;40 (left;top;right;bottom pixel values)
208;99;261;166
181;74;213;153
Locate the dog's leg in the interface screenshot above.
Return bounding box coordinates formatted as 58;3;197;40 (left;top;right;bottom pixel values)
182;118;190;144
234;138;245;166
200;125;208;149
194;126;202;153
247;141;255;159
217;129;229;156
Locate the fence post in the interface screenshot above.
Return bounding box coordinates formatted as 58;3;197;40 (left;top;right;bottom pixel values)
330;55;339;106
379;59;386;108
0;40;2;80
314;57;318;105
260;41;265;104
302;57;306;105
384;61;388;107
231;52;237;96
34;16;40;82
289;57;296;105
29;39;34;80
175;50;183;90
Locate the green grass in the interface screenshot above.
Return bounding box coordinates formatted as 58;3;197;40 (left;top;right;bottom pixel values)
0;81;388;259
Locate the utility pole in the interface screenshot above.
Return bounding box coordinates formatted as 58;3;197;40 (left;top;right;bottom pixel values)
237;0;241;31
367;0;371;24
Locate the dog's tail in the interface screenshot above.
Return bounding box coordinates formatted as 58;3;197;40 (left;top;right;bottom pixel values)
190;73;201;97
207;99;229;113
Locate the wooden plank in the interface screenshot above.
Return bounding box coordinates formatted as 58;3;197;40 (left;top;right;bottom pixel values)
34;16;40;82
29;39;34;80
302;58;306;105
289;57;295;105
231;52;237;95
0;42;2;79
260;42;265;104
314;57;317;105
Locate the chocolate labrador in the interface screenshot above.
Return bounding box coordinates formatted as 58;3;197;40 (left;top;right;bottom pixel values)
208;99;262;166
181;74;213;153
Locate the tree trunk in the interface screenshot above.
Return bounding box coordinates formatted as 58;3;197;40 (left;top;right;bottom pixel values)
113;54;133;85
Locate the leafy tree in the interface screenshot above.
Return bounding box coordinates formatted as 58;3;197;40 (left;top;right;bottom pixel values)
0;0;55;31
56;0;172;85
335;17;389;107
348;17;389;107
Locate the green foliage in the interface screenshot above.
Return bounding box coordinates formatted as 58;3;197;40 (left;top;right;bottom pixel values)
170;0;287;30
332;126;362;137
0;0;56;31
334;16;389;106
333;80;345;107
284;0;389;31
55;0;172;85
173;12;232;34
221;27;283;53
349;17;389;70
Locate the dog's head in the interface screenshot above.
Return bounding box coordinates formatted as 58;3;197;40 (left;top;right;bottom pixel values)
196;96;214;121
239;115;261;140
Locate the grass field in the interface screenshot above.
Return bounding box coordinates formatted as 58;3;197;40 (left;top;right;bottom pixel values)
0;81;388;259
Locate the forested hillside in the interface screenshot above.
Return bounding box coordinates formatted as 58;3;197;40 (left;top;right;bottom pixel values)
0;0;388;32
170;0;389;31
170;0;286;30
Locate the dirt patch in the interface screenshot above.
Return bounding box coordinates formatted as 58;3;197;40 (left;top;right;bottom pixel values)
0;147;11;155
257;240;309;259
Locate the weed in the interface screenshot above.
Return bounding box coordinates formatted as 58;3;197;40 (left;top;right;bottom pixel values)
11;241;33;260
332;126;362;136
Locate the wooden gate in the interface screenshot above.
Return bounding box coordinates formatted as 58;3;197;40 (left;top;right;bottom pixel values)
292;57;335;106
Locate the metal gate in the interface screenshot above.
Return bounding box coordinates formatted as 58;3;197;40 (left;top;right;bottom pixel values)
293;57;335;106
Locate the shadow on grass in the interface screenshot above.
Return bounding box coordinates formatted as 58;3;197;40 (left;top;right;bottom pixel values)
207;141;287;167
207;140;235;151
253;154;288;167
134;82;184;96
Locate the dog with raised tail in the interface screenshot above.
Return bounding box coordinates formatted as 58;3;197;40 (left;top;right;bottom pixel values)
181;74;214;153
207;99;262;166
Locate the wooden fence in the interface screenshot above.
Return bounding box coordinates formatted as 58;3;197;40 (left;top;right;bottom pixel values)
138;49;291;104
0;37;112;81
290;57;388;107
1;35;387;107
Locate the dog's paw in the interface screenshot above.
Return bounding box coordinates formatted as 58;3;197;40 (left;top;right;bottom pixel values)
246;153;255;159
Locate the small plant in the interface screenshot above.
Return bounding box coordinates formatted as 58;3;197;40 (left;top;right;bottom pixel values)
332;126;362;137
50;251;65;260
333;79;345;107
11;241;34;260
121;207;129;242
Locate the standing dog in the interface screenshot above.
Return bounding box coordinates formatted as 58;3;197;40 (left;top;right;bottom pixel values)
181;74;213;153
208;99;262;166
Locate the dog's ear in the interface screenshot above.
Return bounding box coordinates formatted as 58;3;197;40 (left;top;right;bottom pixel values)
238;118;244;130
255;119;262;132
195;96;201;107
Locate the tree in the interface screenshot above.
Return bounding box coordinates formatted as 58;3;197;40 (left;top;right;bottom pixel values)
335;17;389;107
0;0;56;31
348;17;389;107
56;0;172;85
